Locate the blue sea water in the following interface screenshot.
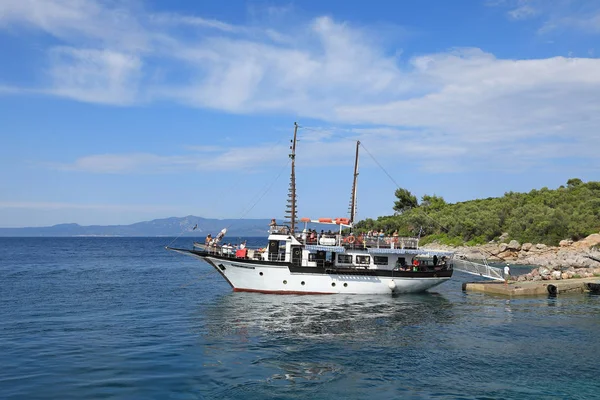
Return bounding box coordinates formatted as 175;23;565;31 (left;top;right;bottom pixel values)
1;237;599;400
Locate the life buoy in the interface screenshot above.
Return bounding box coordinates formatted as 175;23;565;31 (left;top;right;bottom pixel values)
335;218;350;225
346;236;356;244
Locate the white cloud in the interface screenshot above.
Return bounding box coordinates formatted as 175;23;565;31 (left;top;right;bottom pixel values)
149;13;242;33
0;0;150;50
508;4;539;20
46;47;142;104
53;144;293;174
1;0;600;173
488;0;600;34
539;12;600;34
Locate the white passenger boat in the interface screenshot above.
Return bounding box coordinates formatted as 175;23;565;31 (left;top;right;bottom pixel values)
167;123;454;294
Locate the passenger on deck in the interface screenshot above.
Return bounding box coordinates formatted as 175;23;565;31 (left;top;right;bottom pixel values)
412;258;419;272
205;233;212;245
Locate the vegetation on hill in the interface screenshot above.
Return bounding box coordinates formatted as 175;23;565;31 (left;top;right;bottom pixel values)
355;179;600;246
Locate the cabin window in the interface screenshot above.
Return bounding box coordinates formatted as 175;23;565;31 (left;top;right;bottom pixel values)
356;255;370;265
337;254;352;264
374;256;388;265
308;253;316;262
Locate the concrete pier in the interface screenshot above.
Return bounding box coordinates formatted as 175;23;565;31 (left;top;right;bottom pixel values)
462;277;600;296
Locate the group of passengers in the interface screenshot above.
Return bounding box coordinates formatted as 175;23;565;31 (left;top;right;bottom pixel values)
364;229;400;239
396;255;448;272
300;229;335;244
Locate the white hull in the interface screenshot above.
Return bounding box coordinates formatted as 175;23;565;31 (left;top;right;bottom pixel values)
201;255;449;295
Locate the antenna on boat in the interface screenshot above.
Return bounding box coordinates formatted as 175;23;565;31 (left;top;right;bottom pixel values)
349;140;360;224
285;122;298;232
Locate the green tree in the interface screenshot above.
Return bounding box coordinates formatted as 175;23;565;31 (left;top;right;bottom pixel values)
420;194;446;211
567;178;583;188
393;188;418;214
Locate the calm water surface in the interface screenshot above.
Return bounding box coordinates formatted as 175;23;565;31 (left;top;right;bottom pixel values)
1;237;599;399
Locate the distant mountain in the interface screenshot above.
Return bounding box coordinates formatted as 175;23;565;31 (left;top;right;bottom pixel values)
0;216;273;237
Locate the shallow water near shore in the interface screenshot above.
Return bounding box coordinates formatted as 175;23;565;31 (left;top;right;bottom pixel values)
1;237;599;399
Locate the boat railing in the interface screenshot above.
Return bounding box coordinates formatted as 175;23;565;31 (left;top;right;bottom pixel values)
296;233;419;249
267;253;287;262
269;224;291;234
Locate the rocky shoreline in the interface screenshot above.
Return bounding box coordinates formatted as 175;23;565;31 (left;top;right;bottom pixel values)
427;232;600;282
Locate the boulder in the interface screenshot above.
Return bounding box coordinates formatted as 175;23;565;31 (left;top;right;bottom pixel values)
517;275;526;282
536;243;547;250
507;240;521;251
499;232;509;242
572;233;600;250
533;275;542;281
531;268;539;277
551;270;562;280
497;251;516;260
499;243;508;252
559;239;573;247
522;243;533;251
561;272;570;280
539;267;551;277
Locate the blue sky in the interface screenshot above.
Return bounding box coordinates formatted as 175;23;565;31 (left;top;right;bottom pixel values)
1;0;599;228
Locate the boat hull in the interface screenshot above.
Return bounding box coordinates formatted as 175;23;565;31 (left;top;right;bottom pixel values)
194;253;451;295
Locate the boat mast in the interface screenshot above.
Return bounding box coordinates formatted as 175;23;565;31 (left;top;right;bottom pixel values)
285;122;298;233
349;140;360;224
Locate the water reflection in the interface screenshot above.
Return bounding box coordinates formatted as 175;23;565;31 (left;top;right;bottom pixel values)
194;292;454;342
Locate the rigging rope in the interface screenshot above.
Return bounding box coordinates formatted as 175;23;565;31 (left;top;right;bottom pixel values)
359;142;450;233
227;159;291;230
165;136;287;248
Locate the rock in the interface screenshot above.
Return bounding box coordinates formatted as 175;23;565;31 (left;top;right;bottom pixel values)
572;233;600;250
499;232;509;242
561;272;570;280
531;268;539;277
497;251;516;260
517;275;526;282
499;243;508;252
559;239;573;247
551;270;562;280
522;243;533;251
533;275;542;281
539;267;550;277
507;240;521;251
542;275;552;280
536;243;547;250
525;273;533;281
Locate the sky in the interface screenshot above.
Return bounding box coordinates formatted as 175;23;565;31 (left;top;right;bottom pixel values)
1;0;599;228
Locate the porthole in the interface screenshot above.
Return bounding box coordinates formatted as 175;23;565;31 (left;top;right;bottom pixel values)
343;283;348;287
331;282;336;287
259;272;263;276
283;280;287;285
301;281;305;286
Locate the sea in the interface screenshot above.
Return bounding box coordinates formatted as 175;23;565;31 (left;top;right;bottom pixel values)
1;237;599;400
